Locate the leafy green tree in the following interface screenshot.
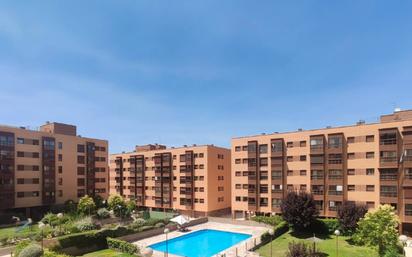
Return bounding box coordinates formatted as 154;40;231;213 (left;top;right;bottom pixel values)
126;200;136;216
353;204;400;255
77;195;96;215
108;194;127;217
280;191;319;230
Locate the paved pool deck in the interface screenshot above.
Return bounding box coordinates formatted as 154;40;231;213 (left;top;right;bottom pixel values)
133;220;270;257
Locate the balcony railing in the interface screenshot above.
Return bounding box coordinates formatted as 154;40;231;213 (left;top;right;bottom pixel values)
380;138;397;145
311;175;324;180
272;189;283;193
312;190;324;195
380;192;397;197
328;190;343;196
380;157;398;163
310;145;324;150
380;174;398;180
328;206;338;211
328;175;343;180
405;210;412;216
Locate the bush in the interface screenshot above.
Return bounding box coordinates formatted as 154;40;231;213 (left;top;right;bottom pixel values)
74;216;97;232
55;226;135;250
383;247;401;257
18;244;43;257
261;221;289;243
43;249;72;257
133;218;145;227
281;191;318;230
97;208;111;219
251;215;283;226
318;219;340;234
155;222;165;228
337;202;367;235
13;240;31;256
107;237;139;255
41;213;60;227
285;241;316;257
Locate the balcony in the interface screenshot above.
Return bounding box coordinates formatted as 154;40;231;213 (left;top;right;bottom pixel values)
312;190;324;195
380;157;398;163
380;192;397;197
328;190;343;196
380;138;397;145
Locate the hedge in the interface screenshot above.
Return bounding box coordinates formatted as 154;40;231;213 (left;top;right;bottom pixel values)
251;215;283;226
260;221;289;243
107;237;139;255
55;226;134;249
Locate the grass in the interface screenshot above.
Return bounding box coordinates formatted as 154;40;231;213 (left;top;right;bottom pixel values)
257;231;379;257
82;249;136;257
0;225;39;237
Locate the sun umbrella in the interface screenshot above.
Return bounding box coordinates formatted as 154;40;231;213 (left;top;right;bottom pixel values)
170;215;190;225
306;234;323;252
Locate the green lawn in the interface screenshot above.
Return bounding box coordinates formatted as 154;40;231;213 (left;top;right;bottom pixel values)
82;249;136;257
0;225;38;237
257;231;379;257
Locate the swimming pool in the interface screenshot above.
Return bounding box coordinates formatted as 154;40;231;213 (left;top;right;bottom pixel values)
149;229;252;257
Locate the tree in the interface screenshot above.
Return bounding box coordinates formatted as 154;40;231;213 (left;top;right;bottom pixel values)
77;195;96;215
281;191;318;230
108;194;127;217
353;204;399;255
337;201;367;234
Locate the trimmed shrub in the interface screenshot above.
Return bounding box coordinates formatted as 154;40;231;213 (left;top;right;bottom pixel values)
13;240;31;256
251;215;283;226
261;221;289;243
74;216;97;232
285;241;316;257
107;237;139;255
77;195;96;215
319;218;340;234
155;222;165;228
43;249;73;257
18;244;43;257
97;208;111;219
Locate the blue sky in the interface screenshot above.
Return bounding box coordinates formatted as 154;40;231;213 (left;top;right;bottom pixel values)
1;1;412;153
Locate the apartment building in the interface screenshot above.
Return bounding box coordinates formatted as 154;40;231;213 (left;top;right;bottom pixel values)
109;144;231;217
0;122;108;214
231;110;412;234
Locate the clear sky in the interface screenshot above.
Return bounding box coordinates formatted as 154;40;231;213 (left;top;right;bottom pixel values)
1;1;412;153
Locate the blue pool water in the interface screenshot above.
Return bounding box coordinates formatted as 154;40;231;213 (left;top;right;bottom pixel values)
149;229;252;257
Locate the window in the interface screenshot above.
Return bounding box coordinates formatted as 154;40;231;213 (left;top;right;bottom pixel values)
58;166;63;174
77;144;85;153
260;171;268;180
236;196;241;202
77;167;85;175
405;168;412;179
347;137;355;143
328;136;342;148
311;155;324;164
347;153;355;159
380;132;397;145
271;141;283;152
311;170;324;180
58;142;63;149
366;185;375;192
300;141;307;147
366;201;375;209
300;184;307;191
235;171;241;176
58;154;63;161
58;178;63;186
235;146;241;152
235;159;241;164
300;170;307;176
300;155;307;161
199;153;204;158
347;185;355;191
328;154;342;164
235;184;241;189
77;178;85;186
347;169;355;175
380;185;397;197
287;170;293;176
260;158;268;166
259;144;268;153
287;142;294;148
310;138;323;149
77;156;85;164
366;152;375;159
366;168;375;175
380;151;396;162
287;156;293;162
405;204;412;216
328;170;343;180
260;185;268;193
366;135;374;142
